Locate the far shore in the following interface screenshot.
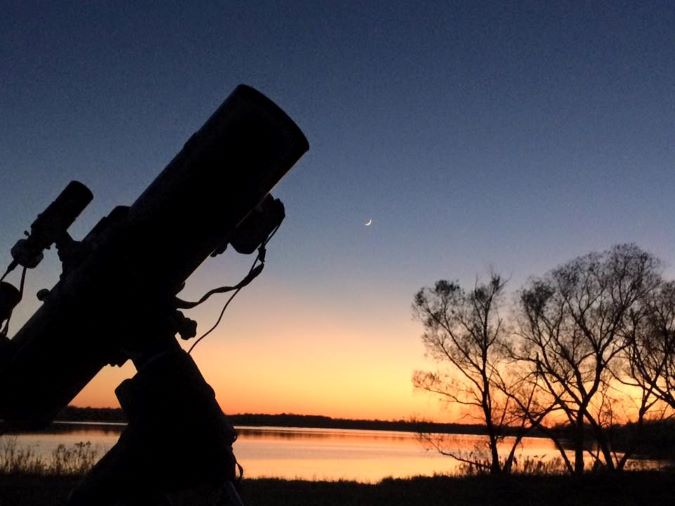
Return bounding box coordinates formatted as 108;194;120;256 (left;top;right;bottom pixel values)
45;406;553;437
48;406;533;436
42;407;675;453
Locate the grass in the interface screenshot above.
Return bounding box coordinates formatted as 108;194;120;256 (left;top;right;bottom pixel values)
244;473;675;506
0;437;98;475
0;472;674;505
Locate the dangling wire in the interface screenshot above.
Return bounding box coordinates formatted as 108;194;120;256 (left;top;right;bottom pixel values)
188;252;261;355
188;285;243;354
0;261;17;283
19;265;27;294
187;225;280;355
174;262;264;310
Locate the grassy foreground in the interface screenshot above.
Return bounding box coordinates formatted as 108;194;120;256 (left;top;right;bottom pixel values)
1;472;674;506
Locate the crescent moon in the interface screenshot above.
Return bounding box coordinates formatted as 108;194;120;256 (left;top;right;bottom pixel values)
365;219;372;226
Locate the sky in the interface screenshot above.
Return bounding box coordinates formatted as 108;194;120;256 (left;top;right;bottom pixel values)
1;1;675;422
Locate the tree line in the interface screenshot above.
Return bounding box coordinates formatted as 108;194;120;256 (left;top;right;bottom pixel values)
412;244;675;474
55;408;534;436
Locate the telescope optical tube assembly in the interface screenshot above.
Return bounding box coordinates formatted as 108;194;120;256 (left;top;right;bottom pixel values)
0;85;308;429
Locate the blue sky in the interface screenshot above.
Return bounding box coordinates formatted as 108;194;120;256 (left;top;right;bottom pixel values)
2;1;675;417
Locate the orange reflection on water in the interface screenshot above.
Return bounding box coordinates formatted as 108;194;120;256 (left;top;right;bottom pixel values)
4;425;666;482
233;427;564;481
233;427;455;482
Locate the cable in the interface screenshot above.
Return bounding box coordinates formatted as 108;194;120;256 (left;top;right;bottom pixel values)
19;266;27;295
174;263;264;310
187;225;280;354
188;287;242;355
176;225;279;310
0;261;17;283
188;252;259;354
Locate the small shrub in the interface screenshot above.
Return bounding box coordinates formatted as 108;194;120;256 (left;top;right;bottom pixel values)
515;456;565;475
0;436;98;476
49;441;98;475
0;437;46;474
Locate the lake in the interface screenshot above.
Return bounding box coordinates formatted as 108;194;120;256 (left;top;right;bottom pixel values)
0;423;664;482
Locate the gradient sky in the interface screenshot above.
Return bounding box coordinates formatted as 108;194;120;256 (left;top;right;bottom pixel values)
2;1;675;421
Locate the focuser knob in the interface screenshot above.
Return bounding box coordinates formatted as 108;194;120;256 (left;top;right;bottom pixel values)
174;311;198;340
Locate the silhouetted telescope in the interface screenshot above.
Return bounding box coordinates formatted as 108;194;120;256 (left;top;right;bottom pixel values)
0;85;308;429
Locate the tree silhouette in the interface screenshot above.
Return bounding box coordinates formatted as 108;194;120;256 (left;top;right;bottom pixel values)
517;244;662;473
412;274;536;473
624;280;675;409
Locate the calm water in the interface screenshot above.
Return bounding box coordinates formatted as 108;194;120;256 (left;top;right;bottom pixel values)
0;423;663;482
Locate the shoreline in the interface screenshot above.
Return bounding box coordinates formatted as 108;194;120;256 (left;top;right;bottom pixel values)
44;408;556;438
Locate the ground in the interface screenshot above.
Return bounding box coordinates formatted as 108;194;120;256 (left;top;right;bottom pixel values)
0;472;673;505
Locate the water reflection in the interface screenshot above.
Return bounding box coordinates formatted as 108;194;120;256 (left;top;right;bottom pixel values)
1;424;667;482
28;421;126;436
237;427;413;442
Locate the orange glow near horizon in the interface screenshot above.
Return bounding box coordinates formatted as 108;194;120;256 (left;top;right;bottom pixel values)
72;280;457;422
70;278;655;425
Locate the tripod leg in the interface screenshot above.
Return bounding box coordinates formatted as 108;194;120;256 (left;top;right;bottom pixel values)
66;432;144;505
218;482;245;506
69;342;242;505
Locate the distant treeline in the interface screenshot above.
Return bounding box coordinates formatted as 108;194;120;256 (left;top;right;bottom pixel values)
226;413;520;436
55;406;521;435
56;406;127;424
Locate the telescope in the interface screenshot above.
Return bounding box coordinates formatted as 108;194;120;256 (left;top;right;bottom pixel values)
0;85;308;504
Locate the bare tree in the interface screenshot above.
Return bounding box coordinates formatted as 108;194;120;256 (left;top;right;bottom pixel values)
412;274;533;473
517;244;662;474
624;280;675;409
